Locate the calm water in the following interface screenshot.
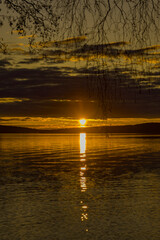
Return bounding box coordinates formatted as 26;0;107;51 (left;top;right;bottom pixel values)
0;133;160;240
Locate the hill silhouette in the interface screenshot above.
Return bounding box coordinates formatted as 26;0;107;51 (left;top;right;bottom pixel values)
0;123;160;134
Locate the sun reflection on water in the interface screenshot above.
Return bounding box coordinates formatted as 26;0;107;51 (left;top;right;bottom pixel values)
80;133;87;192
80;133;86;156
79;133;88;230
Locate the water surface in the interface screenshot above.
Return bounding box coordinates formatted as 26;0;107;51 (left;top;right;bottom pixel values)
0;133;160;240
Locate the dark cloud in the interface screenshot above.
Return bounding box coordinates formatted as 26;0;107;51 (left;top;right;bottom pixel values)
71;43;160;59
49;36;87;47
0;117;30;122
0;41;160;119
72;43;124;57
0;62;160;118
0;66;91;117
0;58;11;67
19;57;42;64
42;50;67;56
124;45;160;56
0;66;89;99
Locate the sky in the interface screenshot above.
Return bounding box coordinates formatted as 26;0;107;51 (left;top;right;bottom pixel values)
0;2;160;129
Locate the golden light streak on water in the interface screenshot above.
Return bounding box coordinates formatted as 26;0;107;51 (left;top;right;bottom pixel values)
79;133;88;230
80;133;86;156
80;133;87;192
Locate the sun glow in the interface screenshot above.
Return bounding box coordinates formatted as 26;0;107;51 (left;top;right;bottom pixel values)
79;118;87;126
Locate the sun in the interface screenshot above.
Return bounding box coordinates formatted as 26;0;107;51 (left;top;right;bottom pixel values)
79;118;87;126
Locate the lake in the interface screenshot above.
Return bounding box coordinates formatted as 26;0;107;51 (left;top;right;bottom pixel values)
0;133;160;240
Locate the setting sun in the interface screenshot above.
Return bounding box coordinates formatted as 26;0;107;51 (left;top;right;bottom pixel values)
79;118;87;126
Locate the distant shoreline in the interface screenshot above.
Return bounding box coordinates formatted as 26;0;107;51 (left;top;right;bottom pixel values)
1;123;160;134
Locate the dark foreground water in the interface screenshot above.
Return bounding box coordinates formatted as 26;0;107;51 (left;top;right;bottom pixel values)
0;133;160;240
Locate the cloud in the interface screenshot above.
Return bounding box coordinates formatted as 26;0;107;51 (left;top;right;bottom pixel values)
0;98;29;103
124;45;160;57
73;42;127;57
45;36;87;47
0;117;30;122
50;99;94;103
0;59;11;67
71;43;160;61
11;30;24;34
0;66;88;100
10;43;25;48
3;38;160;73
41;49;67;57
0;62;159;119
18;35;35;39
0;38;160;119
19;57;42;64
152;64;160;69
9;48;26;54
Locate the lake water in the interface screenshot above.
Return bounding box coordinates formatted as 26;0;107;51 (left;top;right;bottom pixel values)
0;133;160;240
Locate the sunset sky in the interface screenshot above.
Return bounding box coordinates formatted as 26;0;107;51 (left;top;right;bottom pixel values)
0;2;160;129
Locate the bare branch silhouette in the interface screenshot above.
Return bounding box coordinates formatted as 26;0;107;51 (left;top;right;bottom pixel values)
0;0;160;118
